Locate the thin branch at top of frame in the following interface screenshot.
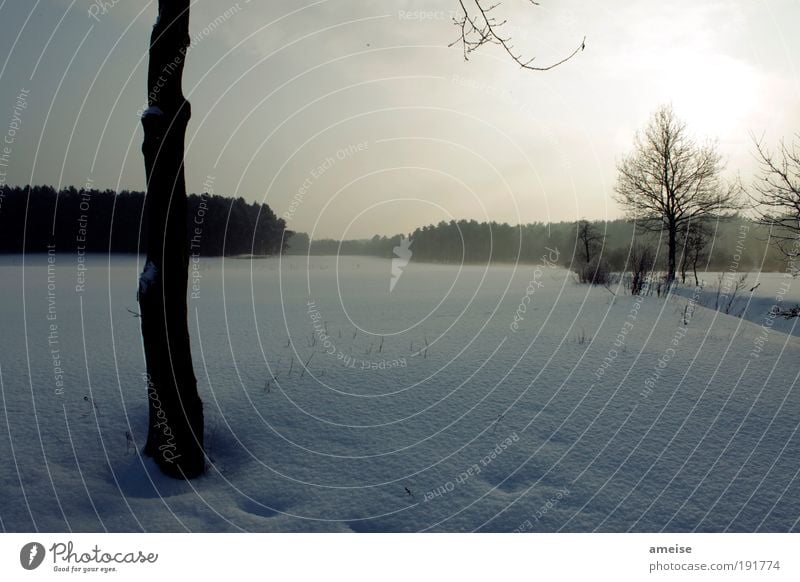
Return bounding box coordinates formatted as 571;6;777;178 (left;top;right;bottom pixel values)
450;0;585;71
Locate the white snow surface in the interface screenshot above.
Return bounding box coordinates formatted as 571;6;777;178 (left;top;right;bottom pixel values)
0;254;799;532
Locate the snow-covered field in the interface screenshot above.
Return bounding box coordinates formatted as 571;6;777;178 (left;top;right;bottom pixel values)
1;254;799;532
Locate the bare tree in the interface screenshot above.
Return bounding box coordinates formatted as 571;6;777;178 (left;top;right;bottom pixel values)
138;0;204;479
451;0;585;70
678;220;712;286
751;134;800;270
614;105;740;286
576;219;604;264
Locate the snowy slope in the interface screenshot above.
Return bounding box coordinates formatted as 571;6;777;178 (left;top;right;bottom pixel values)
0;254;798;532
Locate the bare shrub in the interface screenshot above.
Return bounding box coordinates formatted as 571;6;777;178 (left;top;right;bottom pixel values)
629;244;655;295
578;258;611;285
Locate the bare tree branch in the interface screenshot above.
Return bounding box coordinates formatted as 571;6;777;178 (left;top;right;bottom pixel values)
750;133;800;256
450;0;585;71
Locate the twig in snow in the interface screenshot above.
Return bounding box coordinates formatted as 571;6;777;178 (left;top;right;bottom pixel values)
300;352;315;378
492;414;504;433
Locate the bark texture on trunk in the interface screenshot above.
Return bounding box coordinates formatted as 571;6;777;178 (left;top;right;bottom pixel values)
667;224;677;286
138;0;204;479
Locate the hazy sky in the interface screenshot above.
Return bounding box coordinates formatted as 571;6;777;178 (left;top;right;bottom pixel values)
1;0;798;238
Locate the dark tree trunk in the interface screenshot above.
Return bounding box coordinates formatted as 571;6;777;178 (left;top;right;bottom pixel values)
667;223;677;286
138;0;204;479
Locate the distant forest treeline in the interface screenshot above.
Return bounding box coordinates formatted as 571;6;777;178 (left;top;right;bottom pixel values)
1;186;789;271
288;218;790;272
0;185;290;256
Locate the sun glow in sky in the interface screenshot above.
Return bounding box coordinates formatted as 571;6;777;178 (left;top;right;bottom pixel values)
1;0;798;237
